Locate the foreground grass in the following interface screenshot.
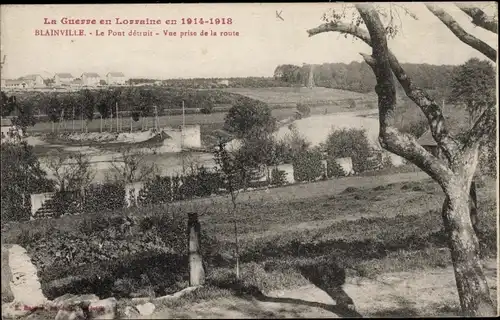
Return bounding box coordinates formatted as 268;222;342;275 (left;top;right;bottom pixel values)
2;177;497;308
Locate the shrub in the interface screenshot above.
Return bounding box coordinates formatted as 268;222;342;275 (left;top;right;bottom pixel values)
296;104;311;117
138;176;172;206
84;183;126;213
325;128;374;173
347;99;356;109
200;108;212;114
51;190;82;218
293;150;324;182
326;158;346;178
270;168;287;186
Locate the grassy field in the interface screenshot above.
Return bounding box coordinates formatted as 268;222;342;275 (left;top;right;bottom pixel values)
2;169;496;303
222;87;376;106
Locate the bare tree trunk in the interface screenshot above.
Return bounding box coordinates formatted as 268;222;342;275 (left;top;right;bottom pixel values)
441;186;494;317
352;5;496;316
187;212;205;286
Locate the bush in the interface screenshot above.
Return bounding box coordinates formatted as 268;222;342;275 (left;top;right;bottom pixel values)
138;176;172;206
11;207;221;299
84;183;126;213
270;168;287;186
293;150;324;182
296;104;311;117
325;128;375;173
200;107;212;114
139;167;222;206
326;159;346;178
347;99;356;109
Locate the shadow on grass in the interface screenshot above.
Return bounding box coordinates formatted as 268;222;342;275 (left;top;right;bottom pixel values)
368;296;420;318
240;229;451;264
210;258;362;318
42;252;187;300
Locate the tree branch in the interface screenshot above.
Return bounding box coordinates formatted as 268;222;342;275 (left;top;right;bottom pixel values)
307;22;371;43
355;4;454;187
426;4;497;61
462;106;496;149
456;3;498;34
307;21;458;161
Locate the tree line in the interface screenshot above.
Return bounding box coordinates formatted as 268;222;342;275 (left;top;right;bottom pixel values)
0;87;245;129
274;61;457;98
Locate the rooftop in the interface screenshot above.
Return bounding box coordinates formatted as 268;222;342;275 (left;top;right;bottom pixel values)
55;73;74;78
107;72;125;77
82;73;100;77
19;74;42;81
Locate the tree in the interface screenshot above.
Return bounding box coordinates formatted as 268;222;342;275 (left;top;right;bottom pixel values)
274;64;301;82
307;3;497;316
11;99;37;131
96;90;114;119
449;58;496;122
224;98;277;140
81;89;96;132
45;150;95;192
213;139;254;280
1;91;15;117
325;128;374;173
107;146;158;184
278;124;311;163
1;141;55;222
47;94;62;132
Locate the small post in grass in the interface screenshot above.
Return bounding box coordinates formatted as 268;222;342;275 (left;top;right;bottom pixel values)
188;212;205;286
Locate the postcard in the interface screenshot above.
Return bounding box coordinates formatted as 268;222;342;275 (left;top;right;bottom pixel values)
1;3;498;319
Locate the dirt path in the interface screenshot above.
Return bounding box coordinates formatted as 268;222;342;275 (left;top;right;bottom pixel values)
147;259;497;318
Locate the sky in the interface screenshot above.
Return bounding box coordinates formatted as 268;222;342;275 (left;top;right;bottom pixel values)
1;2;498;79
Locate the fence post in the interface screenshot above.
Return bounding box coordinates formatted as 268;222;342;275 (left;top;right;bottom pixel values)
187;212;205;286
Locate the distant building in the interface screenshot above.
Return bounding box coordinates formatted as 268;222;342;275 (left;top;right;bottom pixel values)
106;72;126;85
2;79;28;89
54;73;74;86
417;130;439;157
81;73;101;86
19;74;45;88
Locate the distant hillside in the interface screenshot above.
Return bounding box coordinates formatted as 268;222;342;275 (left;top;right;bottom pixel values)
274;62;457;100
